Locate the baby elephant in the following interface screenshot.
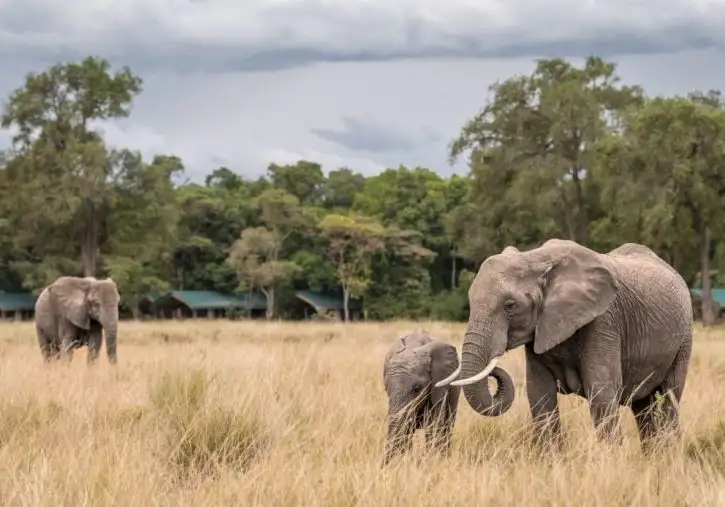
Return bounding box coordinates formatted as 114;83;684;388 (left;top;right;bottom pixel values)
382;330;461;465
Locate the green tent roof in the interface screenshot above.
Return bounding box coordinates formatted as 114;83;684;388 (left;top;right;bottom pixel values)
0;292;38;311
294;290;361;311
691;288;725;306
140;289;360;312
160;291;247;309
238;291;268;310
145;290;268;310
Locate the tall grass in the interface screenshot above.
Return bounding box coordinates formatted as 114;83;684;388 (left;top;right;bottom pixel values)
0;319;724;506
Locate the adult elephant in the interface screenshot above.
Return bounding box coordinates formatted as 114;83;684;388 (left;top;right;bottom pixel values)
382;330;475;464
436;239;693;450
34;276;120;364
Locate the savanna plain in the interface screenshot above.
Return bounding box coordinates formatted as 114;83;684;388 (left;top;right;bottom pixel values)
2;321;725;506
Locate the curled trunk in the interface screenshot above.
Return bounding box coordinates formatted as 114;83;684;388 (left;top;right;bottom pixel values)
461;366;515;416
459;314;516;417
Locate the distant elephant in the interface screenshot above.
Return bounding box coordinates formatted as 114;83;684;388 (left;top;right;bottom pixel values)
34;276;120;364
436;239;693;451
382;330;464;465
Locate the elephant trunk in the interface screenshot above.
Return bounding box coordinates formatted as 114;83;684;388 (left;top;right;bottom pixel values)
100;305;118;364
452;313;515;417
382;398;418;465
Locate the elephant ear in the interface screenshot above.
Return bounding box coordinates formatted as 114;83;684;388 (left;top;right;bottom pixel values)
534;247;619;355
49;277;91;330
383;336;408;386
425;341;460;407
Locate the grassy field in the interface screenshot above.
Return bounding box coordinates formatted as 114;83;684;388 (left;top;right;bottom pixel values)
1;320;725;506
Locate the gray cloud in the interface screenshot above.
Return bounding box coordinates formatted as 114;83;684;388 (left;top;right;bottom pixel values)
3;48;725;184
311;117;442;153
0;0;724;73
2;0;725;187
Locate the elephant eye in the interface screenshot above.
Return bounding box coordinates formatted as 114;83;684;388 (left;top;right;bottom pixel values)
411;383;423;394
504;299;516;312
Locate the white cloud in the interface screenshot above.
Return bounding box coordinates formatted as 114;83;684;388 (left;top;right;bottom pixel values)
3;48;725;183
1;2;725;183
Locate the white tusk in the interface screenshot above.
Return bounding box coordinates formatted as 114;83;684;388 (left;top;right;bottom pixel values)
450;357;501;387
434;365;462;388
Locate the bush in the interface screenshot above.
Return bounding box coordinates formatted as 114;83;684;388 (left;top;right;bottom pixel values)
149;366;271;481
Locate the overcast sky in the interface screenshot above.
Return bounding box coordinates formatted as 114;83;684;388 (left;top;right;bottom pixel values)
0;0;724;183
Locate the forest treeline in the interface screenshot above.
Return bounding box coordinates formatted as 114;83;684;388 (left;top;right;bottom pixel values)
0;55;724;323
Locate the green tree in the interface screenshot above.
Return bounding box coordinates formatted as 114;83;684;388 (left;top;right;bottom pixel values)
102;152;183;315
353;165;452;291
255;188;310;242
267;160;325;205
594;93;725;325
318;214;386;321
172;174;254;292
1;56;143;278
226;227;301;319
323;167;366;209
449;56;643;254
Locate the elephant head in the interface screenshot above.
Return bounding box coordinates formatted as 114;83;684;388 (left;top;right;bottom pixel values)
436;239;619;417
382;331;461;464
48;276;120;363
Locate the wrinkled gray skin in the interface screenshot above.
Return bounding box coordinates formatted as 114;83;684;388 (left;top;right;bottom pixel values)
437;239;693;451
34;276;120;364
382;330;464;465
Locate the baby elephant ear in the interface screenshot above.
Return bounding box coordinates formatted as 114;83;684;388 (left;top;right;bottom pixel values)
425;341;459;406
534;247;619;355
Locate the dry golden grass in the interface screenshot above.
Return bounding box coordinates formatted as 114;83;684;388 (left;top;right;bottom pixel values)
1;320;725;506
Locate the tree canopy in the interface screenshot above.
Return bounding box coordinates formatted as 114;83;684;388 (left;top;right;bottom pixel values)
0;55;721;323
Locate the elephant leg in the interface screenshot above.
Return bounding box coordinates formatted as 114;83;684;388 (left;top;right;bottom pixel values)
424;407;455;457
580;334;624;445
58;325;77;364
658;341;691;436
383;431;414;465
631;392;662;454
587;389;622;445
525;347;564;451
383;416;416;465
628;341;690;454
48;339;61;362
37;328;60;363
86;322;103;365
60;339;74;363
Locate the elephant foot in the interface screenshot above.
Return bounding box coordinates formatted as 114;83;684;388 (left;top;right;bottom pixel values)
590;398;624;447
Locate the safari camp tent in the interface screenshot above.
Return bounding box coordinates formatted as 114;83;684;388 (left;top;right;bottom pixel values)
690;287;725;322
291;290;363;321
0;292;38;321
138;289;363;321
138;290;267;319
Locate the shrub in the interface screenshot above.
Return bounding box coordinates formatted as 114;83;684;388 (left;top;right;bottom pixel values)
149;366;271;481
